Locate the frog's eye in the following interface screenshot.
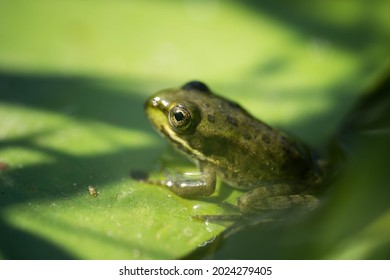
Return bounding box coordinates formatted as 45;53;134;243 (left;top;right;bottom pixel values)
169;106;192;131
168;104;199;133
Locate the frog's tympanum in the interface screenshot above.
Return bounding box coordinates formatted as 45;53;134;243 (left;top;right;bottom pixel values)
144;81;322;215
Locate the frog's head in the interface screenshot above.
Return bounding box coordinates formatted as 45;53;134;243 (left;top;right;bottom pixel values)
145;81;215;159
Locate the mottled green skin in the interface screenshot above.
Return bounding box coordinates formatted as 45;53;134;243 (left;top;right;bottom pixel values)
145;82;321;214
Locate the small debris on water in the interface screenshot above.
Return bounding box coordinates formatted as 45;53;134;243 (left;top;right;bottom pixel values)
88;185;98;197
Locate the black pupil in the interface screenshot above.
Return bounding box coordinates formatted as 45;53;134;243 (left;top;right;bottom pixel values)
174;111;185;122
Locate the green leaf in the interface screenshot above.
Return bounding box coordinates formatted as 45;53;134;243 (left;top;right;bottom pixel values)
0;0;389;259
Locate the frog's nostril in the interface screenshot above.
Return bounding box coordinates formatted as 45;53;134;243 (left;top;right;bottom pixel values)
182;81;210;94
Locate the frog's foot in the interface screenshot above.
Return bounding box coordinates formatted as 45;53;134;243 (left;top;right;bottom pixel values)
131;164;217;198
237;185;319;215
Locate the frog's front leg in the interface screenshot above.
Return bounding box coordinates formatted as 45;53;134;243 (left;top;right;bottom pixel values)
147;161;217;198
237;183;318;215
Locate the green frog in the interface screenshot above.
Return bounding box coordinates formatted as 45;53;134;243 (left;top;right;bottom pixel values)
143;81;322;215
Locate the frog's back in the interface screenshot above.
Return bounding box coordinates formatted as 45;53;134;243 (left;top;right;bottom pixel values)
191;92;319;190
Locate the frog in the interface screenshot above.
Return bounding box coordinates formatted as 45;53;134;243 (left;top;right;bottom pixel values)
142;81;323;215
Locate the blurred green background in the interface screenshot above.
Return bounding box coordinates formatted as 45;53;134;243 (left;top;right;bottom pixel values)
0;0;389;259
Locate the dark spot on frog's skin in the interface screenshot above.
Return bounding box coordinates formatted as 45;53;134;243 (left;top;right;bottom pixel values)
227;115;238;126
182;81;211;94
243;133;252;140
261;134;270;144
282;144;295;159
207;114;215;123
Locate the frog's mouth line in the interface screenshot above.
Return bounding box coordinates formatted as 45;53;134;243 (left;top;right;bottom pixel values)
160;124;213;164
